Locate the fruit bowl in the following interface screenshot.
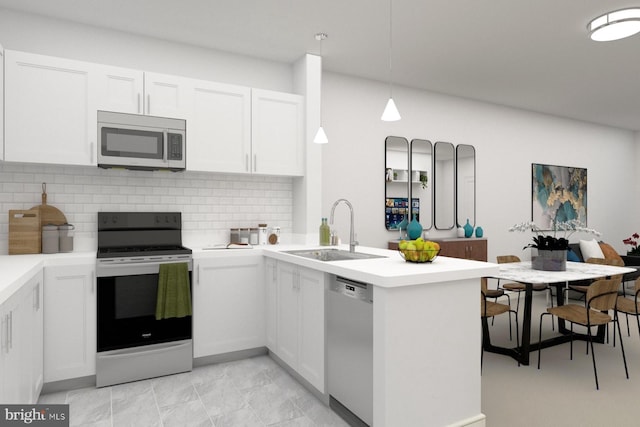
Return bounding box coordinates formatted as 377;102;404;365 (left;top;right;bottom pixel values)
398;248;440;263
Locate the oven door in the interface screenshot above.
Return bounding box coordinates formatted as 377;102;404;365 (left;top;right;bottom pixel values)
97;260;193;353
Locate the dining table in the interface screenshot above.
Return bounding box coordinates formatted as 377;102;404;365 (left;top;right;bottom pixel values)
483;260;637;365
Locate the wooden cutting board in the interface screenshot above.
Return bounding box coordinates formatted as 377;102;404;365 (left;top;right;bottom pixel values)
9;209;41;254
31;183;67;227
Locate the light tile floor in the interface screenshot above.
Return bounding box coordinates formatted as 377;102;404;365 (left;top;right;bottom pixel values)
38;355;350;427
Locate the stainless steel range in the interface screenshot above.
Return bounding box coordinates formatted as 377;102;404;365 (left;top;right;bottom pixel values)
96;212;193;387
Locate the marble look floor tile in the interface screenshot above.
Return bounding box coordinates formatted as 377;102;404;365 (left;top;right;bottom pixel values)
292;392;349;427
267;369;309;401
211;407;264;427
159;399;212;427
195;376;247;417
66;387;112;427
111;383;161;427
152;372;199;408
37;390;68;405
189;362;228;386
225;358;272;391
112;407;162;427
269;415;317;427
243;383;302;425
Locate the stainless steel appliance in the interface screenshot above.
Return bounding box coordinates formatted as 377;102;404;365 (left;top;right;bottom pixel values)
97;110;186;171
96;212;193;387
328;276;373;427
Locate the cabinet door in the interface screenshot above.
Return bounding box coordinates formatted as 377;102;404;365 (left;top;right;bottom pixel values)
44;263;96;383
275;262;299;368
144;72;190;118
265;258;278;351
5;50;97;166
297;267;325;392
193;255;265;358
94;65;144;114
468;240;488;261
251;89;304;176
188;80;252;173
0;291;24;403
29;271;44;403
0;47;4;161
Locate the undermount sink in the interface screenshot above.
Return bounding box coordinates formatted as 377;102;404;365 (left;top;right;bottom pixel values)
284;248;386;262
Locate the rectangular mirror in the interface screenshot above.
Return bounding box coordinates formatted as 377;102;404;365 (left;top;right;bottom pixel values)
385;136;409;230
434;141;455;230
456;144;476;228
410;139;432;230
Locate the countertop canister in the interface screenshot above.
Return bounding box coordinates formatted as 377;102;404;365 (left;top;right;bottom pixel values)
42;224;59;254
58;223;75;253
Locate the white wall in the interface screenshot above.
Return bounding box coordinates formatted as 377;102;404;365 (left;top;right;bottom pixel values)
0;8;293;92
322;72;638;261
1;8;638;261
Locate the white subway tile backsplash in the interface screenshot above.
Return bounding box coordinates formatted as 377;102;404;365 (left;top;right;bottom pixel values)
0;162;293;254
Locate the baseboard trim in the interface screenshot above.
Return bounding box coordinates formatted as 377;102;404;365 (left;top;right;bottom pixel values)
42;375;96;395
193;347;268;367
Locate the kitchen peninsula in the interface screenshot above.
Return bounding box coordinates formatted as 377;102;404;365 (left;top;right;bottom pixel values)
264;245;496;427
0;246;496;427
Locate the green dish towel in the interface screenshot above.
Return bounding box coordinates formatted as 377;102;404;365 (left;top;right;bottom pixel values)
156;262;192;320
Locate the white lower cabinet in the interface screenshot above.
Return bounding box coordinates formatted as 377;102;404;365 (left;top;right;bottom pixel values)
43;263;96;383
265;258;278;351
273;261;325;392
0;269;43;404
193;255;265;358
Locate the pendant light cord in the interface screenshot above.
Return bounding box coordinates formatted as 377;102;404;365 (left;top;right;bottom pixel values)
388;0;393;98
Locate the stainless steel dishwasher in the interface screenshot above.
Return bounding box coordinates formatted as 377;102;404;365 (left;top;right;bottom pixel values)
328;276;373;427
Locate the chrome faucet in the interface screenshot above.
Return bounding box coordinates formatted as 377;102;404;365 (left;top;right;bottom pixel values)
329;198;358;252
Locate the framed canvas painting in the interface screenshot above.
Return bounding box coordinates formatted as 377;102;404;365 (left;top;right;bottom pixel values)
531;163;587;229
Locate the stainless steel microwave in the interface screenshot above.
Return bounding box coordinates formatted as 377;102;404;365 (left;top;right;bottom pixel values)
97;110;186;171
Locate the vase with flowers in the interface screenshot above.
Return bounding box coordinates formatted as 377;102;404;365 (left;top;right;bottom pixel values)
510;219;601;271
623;233;640;256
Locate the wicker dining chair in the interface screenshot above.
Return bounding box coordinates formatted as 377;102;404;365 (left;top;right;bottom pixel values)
616;277;640;339
537;277;628;390
481;278;519;369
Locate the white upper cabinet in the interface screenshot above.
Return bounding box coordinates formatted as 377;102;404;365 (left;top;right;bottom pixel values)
252;89;305;176
188;80;252;173
143;72;189;119
5;50;97;166
4;49;305;176
94;66;144;114
0;46;4;161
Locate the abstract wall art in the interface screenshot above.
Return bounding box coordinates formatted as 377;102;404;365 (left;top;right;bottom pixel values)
531;163;587;230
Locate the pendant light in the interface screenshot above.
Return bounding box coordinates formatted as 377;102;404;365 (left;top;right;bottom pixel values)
588;8;640;42
381;0;401;121
313;32;329;144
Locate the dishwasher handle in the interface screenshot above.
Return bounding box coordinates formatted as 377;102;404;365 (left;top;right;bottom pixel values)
331;276;373;303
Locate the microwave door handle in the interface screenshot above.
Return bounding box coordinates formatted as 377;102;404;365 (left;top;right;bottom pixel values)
164;131;169;163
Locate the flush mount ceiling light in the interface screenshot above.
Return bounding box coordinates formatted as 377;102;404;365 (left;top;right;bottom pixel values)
381;0;401;121
313;32;329;144
588;8;640;41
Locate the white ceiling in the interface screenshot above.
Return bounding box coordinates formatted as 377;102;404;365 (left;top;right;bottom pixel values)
2;0;640;131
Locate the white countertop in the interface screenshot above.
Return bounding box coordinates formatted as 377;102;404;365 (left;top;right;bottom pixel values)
260;244;498;288
0;252;96;306
0;244;498;305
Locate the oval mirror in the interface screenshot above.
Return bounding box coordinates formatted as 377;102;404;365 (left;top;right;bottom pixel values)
456;144;476;228
410;139;433;230
434;141;455;230
384;136;409;231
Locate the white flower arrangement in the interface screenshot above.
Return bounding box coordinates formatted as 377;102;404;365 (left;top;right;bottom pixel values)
509;219;600;250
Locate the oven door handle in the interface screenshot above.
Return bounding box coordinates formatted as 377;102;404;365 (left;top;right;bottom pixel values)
99;340;191;359
96;259;193;277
